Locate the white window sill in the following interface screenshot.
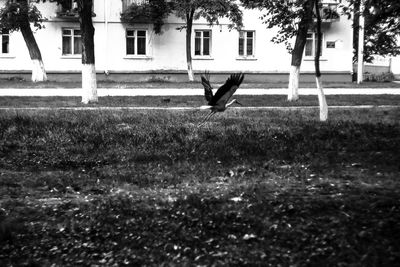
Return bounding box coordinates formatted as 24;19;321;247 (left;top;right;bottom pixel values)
61;55;81;59
304;57;328;61
0;54;15;58
236;56;257;61
124;55;152;60
193;56;214;60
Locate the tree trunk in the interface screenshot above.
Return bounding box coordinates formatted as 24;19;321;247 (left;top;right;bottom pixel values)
186;10;195;82
31;59;47;82
315;0;328;121
288;65;300;101
78;0;98;104
82;64;97;103
288;0;314;101
19;3;47;82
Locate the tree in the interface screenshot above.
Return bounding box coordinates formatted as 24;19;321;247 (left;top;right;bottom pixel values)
314;0;328;121
345;0;400;63
77;0;97;104
0;0;47;82
242;0;328;120
241;0;316;101
39;0;97;103
171;0;243;81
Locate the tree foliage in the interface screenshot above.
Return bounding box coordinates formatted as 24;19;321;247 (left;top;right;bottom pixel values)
241;0;316;52
172;0;243;30
344;0;400;62
0;0;44;31
121;0;172;34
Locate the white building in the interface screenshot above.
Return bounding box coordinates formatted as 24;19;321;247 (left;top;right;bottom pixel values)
0;0;353;82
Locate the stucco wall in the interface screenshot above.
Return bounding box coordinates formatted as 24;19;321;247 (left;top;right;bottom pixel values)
0;0;353;78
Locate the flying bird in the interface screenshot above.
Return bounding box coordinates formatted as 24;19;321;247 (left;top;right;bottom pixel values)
199;72;245;125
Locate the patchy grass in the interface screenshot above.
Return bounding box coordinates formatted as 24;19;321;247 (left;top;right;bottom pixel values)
0;108;400;266
1;94;400;108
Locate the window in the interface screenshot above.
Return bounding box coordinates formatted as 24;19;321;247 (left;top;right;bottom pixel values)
1;29;9;54
239;31;255;57
195;30;211;56
62;29;82;55
126;29;147;56
305;32;323;57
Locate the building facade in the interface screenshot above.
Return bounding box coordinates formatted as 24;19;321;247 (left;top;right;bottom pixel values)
0;0;353;82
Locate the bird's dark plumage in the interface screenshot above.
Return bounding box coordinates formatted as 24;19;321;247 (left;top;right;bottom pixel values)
198;72;244;126
201;73;244;106
201;72;213;102
209;73;244;106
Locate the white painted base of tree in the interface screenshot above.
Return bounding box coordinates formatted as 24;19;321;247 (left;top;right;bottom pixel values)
81;64;98;104
316;77;328;121
31;59;47;82
187;61;195;82
288;65;300;101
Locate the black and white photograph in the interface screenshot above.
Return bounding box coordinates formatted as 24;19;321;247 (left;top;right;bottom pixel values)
0;0;399;266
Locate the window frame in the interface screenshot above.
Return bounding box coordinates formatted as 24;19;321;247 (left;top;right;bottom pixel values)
194;30;212;58
238;30;255;58
125;29;148;57
304;32;324;58
61;28;82;57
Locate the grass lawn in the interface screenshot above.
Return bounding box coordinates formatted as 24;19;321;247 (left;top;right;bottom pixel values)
1;94;400;108
0;107;400;266
0;77;400;89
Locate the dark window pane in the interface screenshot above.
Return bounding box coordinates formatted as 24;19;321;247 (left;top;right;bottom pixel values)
203;31;210;38
74;36;82;54
62;36;71;54
126;37;135;55
203;38;210;55
195;31;201;38
63;29;71;35
137;37;146;55
2;35;9;53
238;38;244;56
127;30;134;37
195;36;201;55
247;38;253;55
74;30;81;36
247;31;253;38
137;30;146;37
305;39;313;56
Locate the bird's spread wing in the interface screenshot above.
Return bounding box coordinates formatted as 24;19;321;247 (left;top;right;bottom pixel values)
210;73;245;106
201;73;213;103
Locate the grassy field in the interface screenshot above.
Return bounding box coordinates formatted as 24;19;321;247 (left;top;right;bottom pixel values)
0;107;400;266
1;94;400;108
0;77;400;89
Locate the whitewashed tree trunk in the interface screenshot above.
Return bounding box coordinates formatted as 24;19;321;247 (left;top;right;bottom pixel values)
185;11;195;82
316;77;328;121
288;65;300;101
79;0;97;104
81;64;98;104
187;61;195;82
31;59;47;82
